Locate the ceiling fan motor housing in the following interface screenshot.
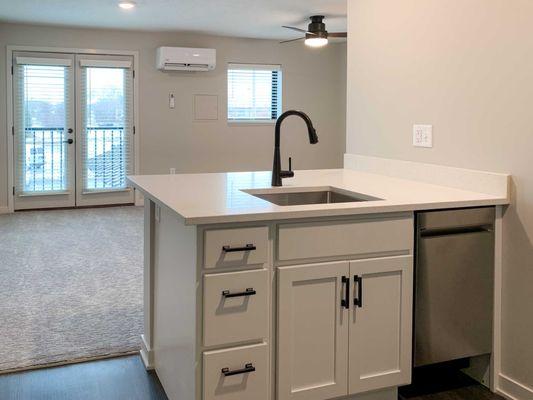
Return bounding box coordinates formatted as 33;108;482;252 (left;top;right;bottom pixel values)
307;15;328;39
308;15;326;33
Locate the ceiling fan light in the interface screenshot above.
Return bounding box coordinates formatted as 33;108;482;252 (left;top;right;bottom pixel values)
118;1;136;10
305;37;328;47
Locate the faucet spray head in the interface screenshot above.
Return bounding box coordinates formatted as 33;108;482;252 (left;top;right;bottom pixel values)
309;127;319;144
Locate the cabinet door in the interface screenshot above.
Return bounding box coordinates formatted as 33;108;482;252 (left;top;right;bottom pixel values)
277;261;349;400
349;256;413;394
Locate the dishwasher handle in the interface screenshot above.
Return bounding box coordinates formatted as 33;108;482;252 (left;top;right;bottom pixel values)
419;225;493;238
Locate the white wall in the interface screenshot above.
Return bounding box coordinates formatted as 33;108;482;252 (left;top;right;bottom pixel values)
346;0;532;392
0;22;347;210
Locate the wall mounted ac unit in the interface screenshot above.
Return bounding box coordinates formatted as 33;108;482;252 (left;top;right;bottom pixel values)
156;47;216;72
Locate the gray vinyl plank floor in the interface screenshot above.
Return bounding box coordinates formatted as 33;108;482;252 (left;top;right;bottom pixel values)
400;385;505;400
0;355;168;400
0;354;506;400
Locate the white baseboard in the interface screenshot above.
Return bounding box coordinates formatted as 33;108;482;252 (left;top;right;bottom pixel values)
140;334;154;370
498;374;533;400
344;153;510;199
0;206;10;214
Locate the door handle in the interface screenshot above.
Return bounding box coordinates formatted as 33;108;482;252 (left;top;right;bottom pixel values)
354;275;363;308
221;363;255;377
67;128;73;133
63;138;74;144
341;276;350;309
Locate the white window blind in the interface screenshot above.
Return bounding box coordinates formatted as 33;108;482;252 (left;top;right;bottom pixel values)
13;59;73;194
227;63;282;121
79;60;133;192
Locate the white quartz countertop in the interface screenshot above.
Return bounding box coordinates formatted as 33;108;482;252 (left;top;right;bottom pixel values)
127;169;509;225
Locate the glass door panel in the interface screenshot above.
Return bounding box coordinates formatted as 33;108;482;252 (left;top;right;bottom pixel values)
13;53;75;210
76;55;134;207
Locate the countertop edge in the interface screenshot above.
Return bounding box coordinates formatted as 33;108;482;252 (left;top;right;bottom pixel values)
181;198;509;225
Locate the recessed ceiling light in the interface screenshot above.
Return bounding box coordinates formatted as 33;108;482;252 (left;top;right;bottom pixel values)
118;1;136;10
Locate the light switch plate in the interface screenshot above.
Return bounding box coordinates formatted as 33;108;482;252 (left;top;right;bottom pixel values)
169;93;175;109
413;124;433;148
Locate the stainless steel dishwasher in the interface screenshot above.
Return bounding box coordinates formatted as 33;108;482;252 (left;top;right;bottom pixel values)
414;207;494;367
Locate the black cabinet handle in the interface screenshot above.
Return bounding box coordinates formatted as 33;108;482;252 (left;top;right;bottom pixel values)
354;275;363;308
63;138;74;144
341;276;350;309
222;244;256;252
222;288;256;298
221;363;255;377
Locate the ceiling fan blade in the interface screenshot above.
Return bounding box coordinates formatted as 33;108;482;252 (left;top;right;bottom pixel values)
279;37;305;44
328;32;348;38
282;26;317;35
282;25;308;33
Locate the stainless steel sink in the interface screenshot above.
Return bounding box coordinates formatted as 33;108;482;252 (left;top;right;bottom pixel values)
247;188;381;206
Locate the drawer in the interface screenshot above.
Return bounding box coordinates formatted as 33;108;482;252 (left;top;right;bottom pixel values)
203;342;269;400
277;215;413;262
204;226;269;269
203;269;269;347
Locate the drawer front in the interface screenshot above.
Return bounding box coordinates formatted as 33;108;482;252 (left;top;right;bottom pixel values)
203;342;269;400
204;227;269;269
203;269;269;347
277;215;413;262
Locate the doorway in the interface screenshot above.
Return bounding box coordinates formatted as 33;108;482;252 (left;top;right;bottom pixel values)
12;51;135;210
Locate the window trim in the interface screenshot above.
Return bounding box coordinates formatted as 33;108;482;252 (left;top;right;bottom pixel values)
227;63;282;123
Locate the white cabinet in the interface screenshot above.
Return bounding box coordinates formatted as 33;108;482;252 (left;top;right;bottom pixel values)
147;209;413;400
277;262;349;400
348;256;413;394
277;256;413;400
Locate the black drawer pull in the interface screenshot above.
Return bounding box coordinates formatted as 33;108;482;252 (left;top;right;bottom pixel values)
221;363;255;377
354;275;363;308
222;288;256;298
222;244;256;252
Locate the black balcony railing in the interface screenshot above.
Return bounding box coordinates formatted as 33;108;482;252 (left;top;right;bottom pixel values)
85;126;126;190
23;126;127;193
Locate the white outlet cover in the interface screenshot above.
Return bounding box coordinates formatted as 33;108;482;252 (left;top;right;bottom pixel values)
413;124;433;148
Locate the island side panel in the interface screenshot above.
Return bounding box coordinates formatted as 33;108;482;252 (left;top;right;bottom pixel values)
141;199;155;369
152;203;198;400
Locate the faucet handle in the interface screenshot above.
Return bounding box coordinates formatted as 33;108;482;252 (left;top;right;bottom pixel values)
279;157;295;179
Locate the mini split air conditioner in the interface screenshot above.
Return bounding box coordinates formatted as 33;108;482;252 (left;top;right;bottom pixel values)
156;47;216;72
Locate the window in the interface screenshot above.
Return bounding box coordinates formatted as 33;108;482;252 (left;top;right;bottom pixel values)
227;63;282;122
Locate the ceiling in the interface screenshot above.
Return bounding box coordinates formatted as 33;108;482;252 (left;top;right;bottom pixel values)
0;0;347;40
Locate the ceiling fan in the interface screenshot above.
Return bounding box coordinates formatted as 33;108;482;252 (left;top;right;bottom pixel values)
281;15;347;47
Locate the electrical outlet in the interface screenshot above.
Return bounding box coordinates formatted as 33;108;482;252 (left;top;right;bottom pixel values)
170;168;176;174
413;124;433;148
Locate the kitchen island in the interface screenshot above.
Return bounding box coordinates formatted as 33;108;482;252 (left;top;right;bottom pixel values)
128;167;509;400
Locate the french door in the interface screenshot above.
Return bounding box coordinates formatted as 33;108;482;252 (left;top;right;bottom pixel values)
13;51;135;210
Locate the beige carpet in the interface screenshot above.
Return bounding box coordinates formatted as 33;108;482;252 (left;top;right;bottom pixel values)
0;206;143;372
